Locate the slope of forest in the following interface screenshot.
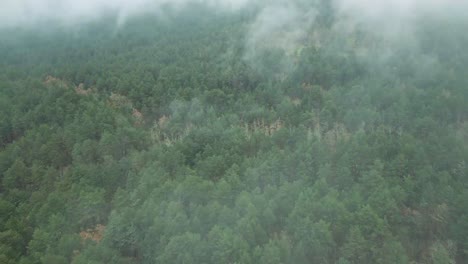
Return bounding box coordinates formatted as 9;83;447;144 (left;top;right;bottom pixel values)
0;2;467;264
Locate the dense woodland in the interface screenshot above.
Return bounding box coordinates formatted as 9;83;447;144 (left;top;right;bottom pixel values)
0;2;467;264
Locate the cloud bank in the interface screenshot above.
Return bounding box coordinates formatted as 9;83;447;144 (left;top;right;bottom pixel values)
243;0;468;73
0;0;252;28
1;0;466;29
243;2;317;73
1;0;467;74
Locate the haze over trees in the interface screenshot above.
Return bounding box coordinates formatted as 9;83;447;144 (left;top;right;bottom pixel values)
0;0;467;263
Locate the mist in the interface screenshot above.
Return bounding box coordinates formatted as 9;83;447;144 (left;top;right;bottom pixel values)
242;0;468;74
2;0;465;82
2;0;466;34
1;0;467;264
243;1;316;75
0;0;252;28
0;0;468;27
1;0;466;80
1;0;467;74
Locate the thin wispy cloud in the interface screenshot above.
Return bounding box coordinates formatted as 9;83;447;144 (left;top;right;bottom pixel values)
0;0;252;28
1;0;466;29
1;0;467;74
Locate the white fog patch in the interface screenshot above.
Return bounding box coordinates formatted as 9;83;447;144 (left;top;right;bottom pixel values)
0;0;255;28
2;0;466;31
2;0;467;75
245;3;316;57
330;0;468;68
333;0;468;40
243;2;317;74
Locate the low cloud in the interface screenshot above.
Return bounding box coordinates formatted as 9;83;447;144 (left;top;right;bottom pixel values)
243;1;317;76
333;0;468;39
2;0;467;76
243;0;468;73
0;0;253;28
331;0;468;66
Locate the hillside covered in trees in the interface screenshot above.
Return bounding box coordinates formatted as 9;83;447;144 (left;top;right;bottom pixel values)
0;1;467;263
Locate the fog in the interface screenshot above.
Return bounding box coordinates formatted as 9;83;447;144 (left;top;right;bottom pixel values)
0;0;468;27
244;0;468;73
1;0;466;30
1;0;467;72
0;2;467;262
243;2;317;74
0;0;252;28
334;0;467;42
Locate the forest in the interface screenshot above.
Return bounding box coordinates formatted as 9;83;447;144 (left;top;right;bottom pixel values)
0;1;467;263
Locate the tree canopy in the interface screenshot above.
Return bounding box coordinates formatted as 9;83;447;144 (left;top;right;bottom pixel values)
0;2;467;263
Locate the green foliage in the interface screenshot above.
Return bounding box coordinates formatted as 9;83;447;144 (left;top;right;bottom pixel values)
0;4;467;264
